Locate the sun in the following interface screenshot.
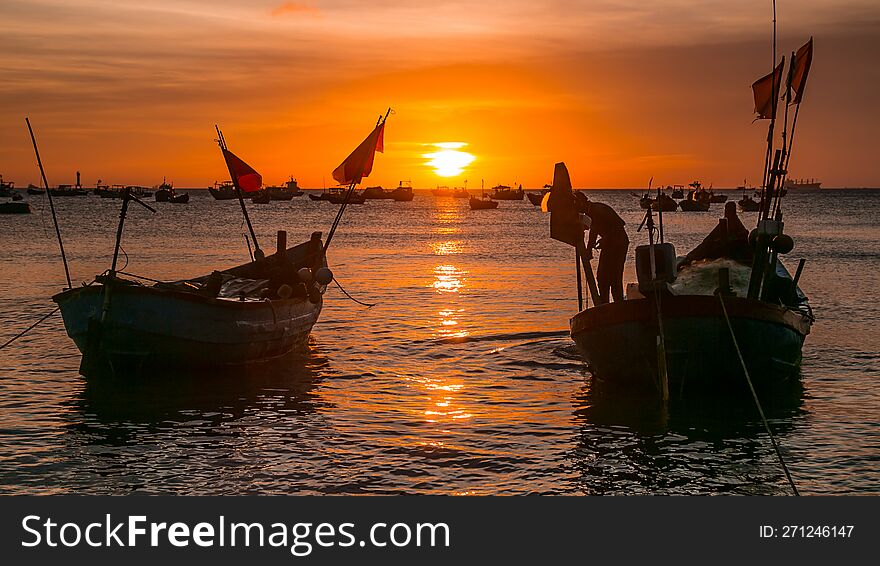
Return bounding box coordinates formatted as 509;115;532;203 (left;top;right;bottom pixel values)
423;142;476;177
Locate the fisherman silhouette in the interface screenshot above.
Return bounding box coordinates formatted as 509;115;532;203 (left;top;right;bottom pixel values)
574;193;629;304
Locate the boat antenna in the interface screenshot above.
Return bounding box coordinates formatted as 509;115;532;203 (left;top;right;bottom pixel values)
215;125;263;260
25;117;71;289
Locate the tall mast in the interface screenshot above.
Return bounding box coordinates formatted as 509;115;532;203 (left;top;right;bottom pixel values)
25;118;72;289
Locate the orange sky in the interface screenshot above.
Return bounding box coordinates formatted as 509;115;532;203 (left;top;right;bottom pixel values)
1;0;878;188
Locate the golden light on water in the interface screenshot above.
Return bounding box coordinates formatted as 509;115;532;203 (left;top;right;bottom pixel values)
423;142;476;177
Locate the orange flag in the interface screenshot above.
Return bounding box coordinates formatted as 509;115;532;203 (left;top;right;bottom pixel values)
789;37;813;105
222;149;262;192
332;122;385;185
752;60;785;120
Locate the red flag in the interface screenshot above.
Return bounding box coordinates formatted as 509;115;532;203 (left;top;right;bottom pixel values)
332;122;385;185
222;148;262;192
752;60;784;120
789;37;813;105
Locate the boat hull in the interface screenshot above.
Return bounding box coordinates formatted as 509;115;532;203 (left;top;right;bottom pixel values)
54;284;322;368
570;294;811;392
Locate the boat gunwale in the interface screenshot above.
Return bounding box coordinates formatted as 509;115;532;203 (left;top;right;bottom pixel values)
570;294;812;338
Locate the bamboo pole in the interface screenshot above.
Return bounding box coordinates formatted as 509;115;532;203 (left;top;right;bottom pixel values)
216;125;262;260
25;118;71;289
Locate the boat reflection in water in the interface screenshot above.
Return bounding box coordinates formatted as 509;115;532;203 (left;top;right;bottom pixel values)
568;378;805;494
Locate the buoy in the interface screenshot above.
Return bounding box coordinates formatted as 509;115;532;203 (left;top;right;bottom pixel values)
297;267;313;284
315;267;333;285
277;284;293;299
771;234;794;254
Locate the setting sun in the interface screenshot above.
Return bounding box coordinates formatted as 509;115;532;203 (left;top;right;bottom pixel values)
423;142;476;177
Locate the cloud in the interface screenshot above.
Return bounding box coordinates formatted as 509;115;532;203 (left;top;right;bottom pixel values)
271;2;319;17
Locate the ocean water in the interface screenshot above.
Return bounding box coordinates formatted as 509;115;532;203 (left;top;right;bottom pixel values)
0;189;877;495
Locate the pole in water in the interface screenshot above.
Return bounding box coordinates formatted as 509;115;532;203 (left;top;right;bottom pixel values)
25;117;72;289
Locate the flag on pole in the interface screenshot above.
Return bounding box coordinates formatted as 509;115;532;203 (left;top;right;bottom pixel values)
222;149;262;192
751;60;785;120
332;122;385;185
789;37;813;105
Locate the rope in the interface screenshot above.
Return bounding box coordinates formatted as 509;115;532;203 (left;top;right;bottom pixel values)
117;271;168;284
718;294;800;496
332;278;376;308
0;306;60;351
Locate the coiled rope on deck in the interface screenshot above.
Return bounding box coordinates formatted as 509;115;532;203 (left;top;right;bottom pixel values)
718;293;800;496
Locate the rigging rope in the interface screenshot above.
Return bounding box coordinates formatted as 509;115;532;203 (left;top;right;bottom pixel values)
332;278;376;308
718;293;800;496
0;306;60;352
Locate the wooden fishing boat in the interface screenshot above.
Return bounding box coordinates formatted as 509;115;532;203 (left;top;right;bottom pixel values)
54;229;329;370
363;185;395;199
708;191;728;203
571;260;812;392
0;176;16;197
391;180;414;201
250;189;271;204
208;181;238;200
452;186;470;198
679;193;711;211
265;177;302;200
670;185;685;199
550;31;817;397
469;194;498;209
50;184;88;196
489;184;524;200
26;184;45;195
169;191;189;203
155;182;173;202
738;195;762;211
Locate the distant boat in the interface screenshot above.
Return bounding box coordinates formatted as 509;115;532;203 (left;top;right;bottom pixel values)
0;176;16;197
208;181;238;200
738;195;762;211
250;189;271;204
155;182;174;202
783;178;822;192
469;193;498;210
636;191;677;212
26;184;45;195
363;185;395;199
310;186;365;204
0;201;30;214
49;184;88;196
265;177;303;200
391;180;414;201
489;184;524;200
452;186;470;198
670;185;685;199
431;185;452;197
679;182;711;211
